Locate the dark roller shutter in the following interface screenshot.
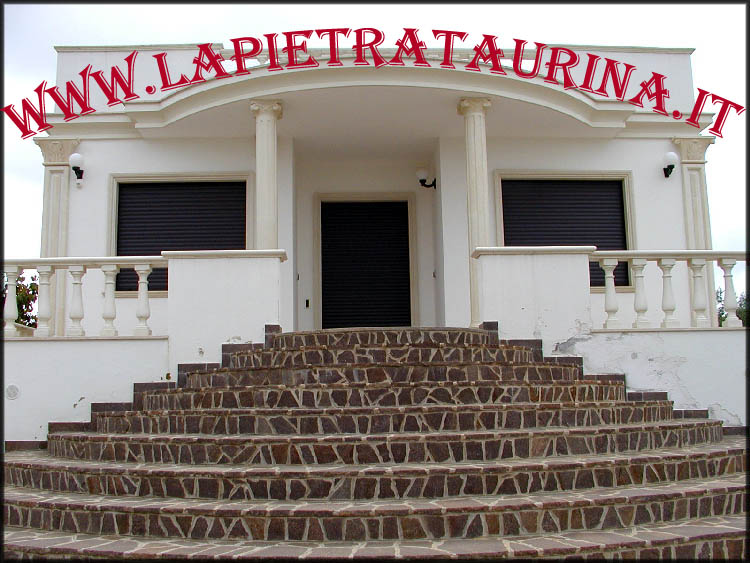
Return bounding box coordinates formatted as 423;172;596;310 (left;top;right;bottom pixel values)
321;201;411;328
116;182;246;290
500;180;629;286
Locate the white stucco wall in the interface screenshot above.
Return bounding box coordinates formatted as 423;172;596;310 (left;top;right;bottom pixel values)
556;329;747;426
3;338;169;441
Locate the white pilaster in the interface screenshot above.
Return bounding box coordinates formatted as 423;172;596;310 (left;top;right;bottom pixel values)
673;137;718;326
250;100;283;250
458;98;492;327
34;138;80;336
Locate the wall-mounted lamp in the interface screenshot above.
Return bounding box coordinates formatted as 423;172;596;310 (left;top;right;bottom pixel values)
69;153;84;187
416;167;436;189
663;151;679;178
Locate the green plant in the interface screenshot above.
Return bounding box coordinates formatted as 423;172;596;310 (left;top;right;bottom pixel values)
716;288;747;327
1;273;38;327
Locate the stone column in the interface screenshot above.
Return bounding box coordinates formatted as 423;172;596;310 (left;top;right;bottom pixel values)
34;138;80;336
458;98;492;327
673;137;718;326
250;101;283;249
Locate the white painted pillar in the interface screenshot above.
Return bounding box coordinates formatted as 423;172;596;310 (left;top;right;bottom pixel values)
67;265;86;336
673;137;718;326
599;258;621;329
657;258;679;328
3;266;20;336
134;264;153;336
458;98;492;327
33;138;80;336
250;100;283;250
35;265;54;337
100;264;120;336
630;258;650;328
718;258;741;327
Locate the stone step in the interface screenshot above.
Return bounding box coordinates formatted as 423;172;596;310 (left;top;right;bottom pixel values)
146;380;626;411
4;476;746;542
229;346;540;369
94;401;674;435
47;420;723;465
628;391;669;401
5;513;746;559
186;363;583;389
5;439;746;501
270;327;498;349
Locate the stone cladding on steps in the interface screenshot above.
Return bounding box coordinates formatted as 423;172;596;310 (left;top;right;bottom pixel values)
4;324;748;559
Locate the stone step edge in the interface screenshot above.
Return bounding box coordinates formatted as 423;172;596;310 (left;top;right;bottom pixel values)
2;515;747;559
4;474;746;518
95;399;673;418
191;361;585;377
157;378;624;396
47;419;723;443
7;437;745;478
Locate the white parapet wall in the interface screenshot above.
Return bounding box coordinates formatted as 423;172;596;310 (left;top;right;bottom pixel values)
554;329;747;426
473;246;596;346
164;250;287;376
3;337;169;441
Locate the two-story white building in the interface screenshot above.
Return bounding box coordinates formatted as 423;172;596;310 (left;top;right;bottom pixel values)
3;38;746;442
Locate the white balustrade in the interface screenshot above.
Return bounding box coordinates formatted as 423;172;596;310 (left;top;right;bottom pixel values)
133;264;153;336
593;251;746;330
630;258;650;328
67;265;87;336
3;266;20;336
598;258;621;328
656;259;678;328
100;264;119;336
2;257;165;338
718;258;741;328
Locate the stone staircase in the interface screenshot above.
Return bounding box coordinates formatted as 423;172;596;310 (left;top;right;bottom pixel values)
3;324;747;559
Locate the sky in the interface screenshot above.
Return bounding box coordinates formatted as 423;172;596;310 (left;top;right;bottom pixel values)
3;3;746;291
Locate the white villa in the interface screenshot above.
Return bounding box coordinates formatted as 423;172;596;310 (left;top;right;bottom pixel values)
3;39;746;443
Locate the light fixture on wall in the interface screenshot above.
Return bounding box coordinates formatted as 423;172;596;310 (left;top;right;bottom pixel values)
663;151;679;178
69;153;84;187
416;167;436;189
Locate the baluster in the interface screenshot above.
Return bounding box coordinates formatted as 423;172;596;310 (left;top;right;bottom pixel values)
133;264;152;336
35;265;53;337
100;264;120;336
688;258;710;328
657;258;679;328
67;265;87;336
599;258;620;328
718;258;741;327
3;266;20;336
631;258;650;328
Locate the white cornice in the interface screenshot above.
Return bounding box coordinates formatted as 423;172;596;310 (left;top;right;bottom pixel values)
54;43;224;52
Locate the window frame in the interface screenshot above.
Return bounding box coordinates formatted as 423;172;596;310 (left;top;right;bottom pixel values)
493;170;636;291
108;172;254;296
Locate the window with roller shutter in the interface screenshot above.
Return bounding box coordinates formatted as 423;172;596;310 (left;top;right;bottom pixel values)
499;179;630;286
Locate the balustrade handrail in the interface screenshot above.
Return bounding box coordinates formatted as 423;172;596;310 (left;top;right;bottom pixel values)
592;250;746;260
3;256;167;269
3;256;167;338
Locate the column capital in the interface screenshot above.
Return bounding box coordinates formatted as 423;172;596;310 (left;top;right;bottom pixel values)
250;100;283;120
672;137;715;164
457;98;491;116
34;138;80;166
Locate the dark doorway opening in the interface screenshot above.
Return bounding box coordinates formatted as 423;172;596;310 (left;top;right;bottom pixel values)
321;201;411;328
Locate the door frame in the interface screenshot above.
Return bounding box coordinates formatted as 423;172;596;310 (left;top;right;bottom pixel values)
313;192;419;329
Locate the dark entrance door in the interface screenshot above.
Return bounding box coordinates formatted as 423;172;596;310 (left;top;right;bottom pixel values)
321;201;411;328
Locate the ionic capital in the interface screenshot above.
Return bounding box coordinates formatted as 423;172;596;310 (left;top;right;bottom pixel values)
250;100;283;120
458;98;491;116
34;138;80;166
672;137;715;164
